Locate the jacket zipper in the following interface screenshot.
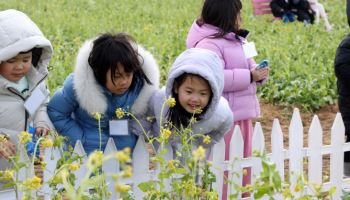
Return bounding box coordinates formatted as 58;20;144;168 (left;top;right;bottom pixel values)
7;74;48;131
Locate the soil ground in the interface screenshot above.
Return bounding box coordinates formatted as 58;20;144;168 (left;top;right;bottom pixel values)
257;101;339;180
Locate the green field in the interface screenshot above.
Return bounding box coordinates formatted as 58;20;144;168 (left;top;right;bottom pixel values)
1;0;348;111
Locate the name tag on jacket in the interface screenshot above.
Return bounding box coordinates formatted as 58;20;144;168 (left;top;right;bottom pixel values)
109;119;129;136
24;86;49;116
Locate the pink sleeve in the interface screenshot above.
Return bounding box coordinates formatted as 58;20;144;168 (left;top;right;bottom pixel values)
224;68;251;92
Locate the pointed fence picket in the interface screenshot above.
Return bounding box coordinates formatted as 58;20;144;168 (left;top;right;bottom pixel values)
2;108;350;200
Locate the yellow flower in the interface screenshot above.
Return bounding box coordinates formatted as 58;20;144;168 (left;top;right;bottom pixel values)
203;135;211;144
166;97;176;108
115;184;131;193
115;151;131;163
87;150;103;171
2;170;14;181
115;108;125;119
122;165;132;178
294;184;301;192
19;131;32;144
23;176;42;190
41;161;47;170
91;112;102;120
194;108;203;114
192;146;206;161
0;135;7;143
69;163;80;171
41;138;53;148
161;128;171;140
167;159;178;170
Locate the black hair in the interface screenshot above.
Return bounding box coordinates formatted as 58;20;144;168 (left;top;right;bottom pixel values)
18;47;42;67
88;33;152;89
198;0;242;37
167;73;213;129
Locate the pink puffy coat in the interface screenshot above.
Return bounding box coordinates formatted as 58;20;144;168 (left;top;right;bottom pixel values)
186;21;260;121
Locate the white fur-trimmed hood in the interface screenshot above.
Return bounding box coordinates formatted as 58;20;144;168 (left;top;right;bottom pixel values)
73;39;160;115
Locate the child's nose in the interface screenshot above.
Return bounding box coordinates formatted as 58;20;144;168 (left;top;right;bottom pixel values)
14;62;24;70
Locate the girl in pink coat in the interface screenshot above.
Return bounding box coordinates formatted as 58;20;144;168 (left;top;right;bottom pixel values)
186;0;269;198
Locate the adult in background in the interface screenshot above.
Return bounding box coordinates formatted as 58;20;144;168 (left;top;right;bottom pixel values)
334;0;350;177
270;0;315;24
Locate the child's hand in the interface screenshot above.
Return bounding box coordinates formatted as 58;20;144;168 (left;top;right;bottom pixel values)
251;67;269;82
0;140;16;159
35;127;49;137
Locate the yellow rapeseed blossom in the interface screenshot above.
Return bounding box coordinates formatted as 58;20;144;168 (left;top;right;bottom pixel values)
19;131;32;144
2;170;14;181
161;128;171;140
87;150;103;171
167;160;178;170
115;108;125;119
194;108;203;114
122;165;132;178
0;135;7;143
294;184;301;192
115;151;131;163
41;161;47;170
115;184;131;193
203;135;211;144
91;112;102;120
69;163;80;171
41;138;53;148
192;146;206;161
23;176;42;190
166;97;176;108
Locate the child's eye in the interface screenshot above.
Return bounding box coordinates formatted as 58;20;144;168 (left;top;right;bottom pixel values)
200;93;208;96
186;91;192;94
6;59;16;63
23;59;30;63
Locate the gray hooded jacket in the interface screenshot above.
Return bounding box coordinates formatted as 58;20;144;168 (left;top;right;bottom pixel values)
147;48;233;149
0;9;53;148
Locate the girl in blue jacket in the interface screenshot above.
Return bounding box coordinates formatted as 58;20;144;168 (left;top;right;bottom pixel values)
48;33;159;154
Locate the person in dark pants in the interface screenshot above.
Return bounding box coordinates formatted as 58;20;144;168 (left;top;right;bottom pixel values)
334;0;350;177
270;0;315;24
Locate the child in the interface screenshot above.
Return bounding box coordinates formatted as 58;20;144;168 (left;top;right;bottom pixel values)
270;0;315;24
186;0;268;198
334;0;350;177
147;48;233;159
0;9;53;166
308;0;332;31
48;33;159;155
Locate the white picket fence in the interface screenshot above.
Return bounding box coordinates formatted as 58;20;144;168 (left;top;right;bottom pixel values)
1;108;350;199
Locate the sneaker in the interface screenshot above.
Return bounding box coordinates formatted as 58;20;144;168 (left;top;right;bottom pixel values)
287;12;295;22
282;14;289;23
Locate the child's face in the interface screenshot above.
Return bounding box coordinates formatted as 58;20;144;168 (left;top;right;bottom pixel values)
0;52;32;82
175;75;211;114
106;63;133;95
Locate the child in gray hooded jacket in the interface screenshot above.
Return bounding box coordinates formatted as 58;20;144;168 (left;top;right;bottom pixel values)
145;48;233;158
0;9;53;179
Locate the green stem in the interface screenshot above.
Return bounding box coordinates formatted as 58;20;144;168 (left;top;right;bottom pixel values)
98;118;102;151
32;137;43;168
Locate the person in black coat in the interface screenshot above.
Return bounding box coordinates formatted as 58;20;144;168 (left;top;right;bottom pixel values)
270;0;315;24
335;0;350;177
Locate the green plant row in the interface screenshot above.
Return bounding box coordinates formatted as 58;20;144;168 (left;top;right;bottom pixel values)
0;0;348;111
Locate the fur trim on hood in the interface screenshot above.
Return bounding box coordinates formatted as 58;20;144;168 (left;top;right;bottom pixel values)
73;39;159;115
